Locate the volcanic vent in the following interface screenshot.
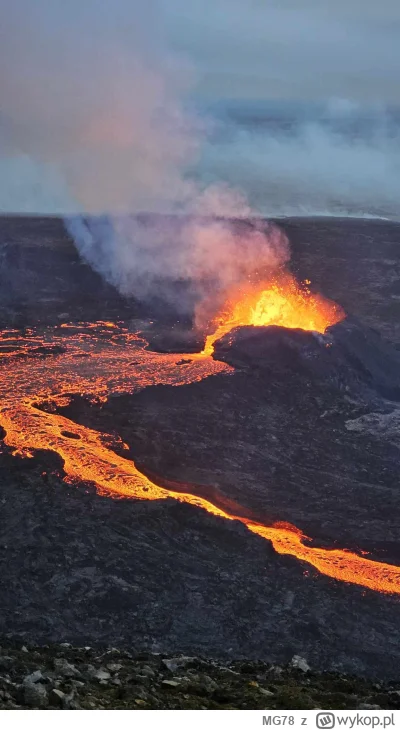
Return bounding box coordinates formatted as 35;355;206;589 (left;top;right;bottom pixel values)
201;272;344;355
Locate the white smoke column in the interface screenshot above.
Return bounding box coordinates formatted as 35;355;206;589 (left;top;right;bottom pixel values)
66;209;290;318
1;0;290;313
1;1;204;213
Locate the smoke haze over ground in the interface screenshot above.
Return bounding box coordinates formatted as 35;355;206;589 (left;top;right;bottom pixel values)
0;0;399;307
196;100;400;220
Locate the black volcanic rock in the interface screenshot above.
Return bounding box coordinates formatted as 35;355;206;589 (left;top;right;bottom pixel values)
0;216;139;327
0;642;399;710
213;317;400;401
1;449;400;681
145;325;204;354
278;217;400;347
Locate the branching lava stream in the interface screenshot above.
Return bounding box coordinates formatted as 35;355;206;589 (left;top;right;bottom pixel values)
0;280;399;596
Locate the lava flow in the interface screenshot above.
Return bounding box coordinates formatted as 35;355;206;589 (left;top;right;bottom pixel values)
0;277;399;596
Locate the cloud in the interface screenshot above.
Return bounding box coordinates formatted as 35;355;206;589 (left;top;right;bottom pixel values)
162;0;400;102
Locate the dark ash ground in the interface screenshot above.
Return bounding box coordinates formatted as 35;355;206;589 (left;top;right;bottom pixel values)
0;215;400;682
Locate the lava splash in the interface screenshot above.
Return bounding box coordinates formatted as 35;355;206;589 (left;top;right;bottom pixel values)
202;273;345;355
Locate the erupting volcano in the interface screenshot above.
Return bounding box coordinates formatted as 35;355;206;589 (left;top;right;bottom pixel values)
202;273;345;355
1;260;400;599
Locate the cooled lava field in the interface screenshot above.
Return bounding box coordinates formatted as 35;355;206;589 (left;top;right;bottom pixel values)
0;215;400;679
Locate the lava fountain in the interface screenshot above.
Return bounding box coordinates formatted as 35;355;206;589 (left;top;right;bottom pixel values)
202;273;345;356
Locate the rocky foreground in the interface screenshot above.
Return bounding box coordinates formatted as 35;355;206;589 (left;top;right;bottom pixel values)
1;643;400;710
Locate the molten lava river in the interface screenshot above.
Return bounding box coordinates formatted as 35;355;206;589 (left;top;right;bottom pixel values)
1;274;399;596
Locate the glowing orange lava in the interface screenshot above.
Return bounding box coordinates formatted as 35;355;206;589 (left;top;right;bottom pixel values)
202;274;345;355
0;281;398;596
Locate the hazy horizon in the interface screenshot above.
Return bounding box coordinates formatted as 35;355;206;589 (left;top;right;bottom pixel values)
0;0;399;218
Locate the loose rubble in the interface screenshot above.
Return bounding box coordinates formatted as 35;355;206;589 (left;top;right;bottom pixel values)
0;642;399;710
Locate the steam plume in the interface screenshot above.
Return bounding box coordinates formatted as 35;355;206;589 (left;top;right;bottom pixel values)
0;0;290;314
